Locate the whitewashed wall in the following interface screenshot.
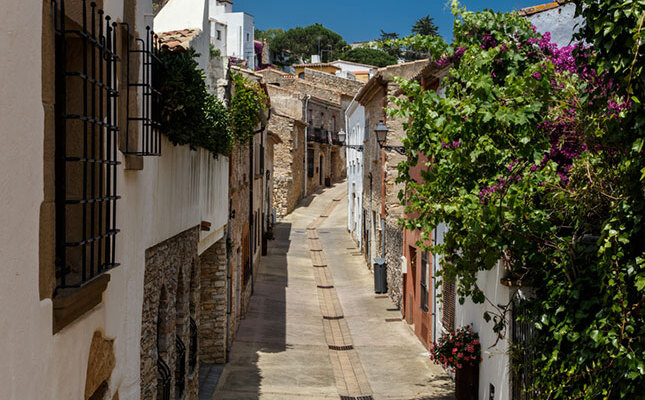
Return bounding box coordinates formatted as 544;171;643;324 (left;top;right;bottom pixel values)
0;1;229;399
345;99;365;246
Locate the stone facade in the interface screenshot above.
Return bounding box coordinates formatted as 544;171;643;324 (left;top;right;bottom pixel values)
269;112;305;218
140;226;200;400
358;60;431;309
303;68;364;98
198;237;227;364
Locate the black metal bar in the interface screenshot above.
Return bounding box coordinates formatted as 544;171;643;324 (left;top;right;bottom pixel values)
54;0;67;289
54;0;120;290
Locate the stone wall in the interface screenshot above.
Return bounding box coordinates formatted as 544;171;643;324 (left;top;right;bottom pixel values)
140;226;200;400
228;143;251;346
304;68;364;97
269;113;300;218
385;222;404;308
198;237;227;364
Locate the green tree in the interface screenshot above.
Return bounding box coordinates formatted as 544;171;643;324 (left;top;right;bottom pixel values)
254;28;284;42
339;47;397;67
379;30;401;59
268;24;347;65
412;14;439;36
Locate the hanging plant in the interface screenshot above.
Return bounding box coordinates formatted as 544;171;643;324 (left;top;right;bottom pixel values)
158;48;232;156
230;72;269;143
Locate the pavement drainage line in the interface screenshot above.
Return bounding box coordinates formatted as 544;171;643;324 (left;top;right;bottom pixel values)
306;196;373;399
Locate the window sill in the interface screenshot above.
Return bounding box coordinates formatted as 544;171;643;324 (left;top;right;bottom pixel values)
53;274;111;333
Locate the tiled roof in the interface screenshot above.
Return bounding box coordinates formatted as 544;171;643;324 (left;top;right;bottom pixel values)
293;62;341;70
519;1;569;16
157;28;201;52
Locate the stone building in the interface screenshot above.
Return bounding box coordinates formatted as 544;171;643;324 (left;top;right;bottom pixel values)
0;1;231;400
355;59;431;309
226;67;271;347
259;67;360;217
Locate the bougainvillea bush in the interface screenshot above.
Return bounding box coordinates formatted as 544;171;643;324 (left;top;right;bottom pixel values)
391;1;644;398
430;326;482;373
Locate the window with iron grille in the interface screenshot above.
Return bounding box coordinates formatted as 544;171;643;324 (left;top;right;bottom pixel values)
442;279;456;331
53;0;121;291
123;24;161;156
307;149;314;178
512;298;538;400
420;251;429;313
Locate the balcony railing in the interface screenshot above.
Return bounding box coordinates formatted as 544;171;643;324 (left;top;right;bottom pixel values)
307;128;342;145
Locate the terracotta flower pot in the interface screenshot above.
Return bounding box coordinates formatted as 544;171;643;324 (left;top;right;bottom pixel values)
455;362;479;400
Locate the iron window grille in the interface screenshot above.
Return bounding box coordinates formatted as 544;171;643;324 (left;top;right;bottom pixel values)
157;357;171;400
175;336;186;399
420;251;429;313
442;279;456;331
53;0;121;291
123;24;162;156
189;317;198;373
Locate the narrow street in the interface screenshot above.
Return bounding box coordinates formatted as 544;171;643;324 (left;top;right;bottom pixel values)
212;183;453;400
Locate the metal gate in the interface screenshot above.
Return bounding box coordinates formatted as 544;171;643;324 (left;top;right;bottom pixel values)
511;298;538;399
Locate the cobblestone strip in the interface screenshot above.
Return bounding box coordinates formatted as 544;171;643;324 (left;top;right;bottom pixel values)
307;193;374;400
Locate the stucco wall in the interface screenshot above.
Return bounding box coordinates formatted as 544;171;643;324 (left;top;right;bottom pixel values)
0;1;230;399
526;3;581;48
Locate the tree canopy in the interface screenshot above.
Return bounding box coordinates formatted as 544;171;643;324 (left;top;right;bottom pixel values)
412;15;439;36
263;24;347;66
339;47;397;68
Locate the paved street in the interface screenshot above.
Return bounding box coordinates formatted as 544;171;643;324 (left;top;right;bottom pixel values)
212;183;454;400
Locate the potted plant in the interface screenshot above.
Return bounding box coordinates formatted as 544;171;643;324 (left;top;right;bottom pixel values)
430;326;481;400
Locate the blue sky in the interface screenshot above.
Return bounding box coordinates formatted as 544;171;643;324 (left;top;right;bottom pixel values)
234;0;544;43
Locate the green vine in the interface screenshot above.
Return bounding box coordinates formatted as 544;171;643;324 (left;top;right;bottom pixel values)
158;48;232;156
392;1;644;398
230;72;268;143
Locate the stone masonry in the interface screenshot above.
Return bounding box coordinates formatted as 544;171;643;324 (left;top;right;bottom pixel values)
140;226;200;400
198;237;227;364
358;60;431;309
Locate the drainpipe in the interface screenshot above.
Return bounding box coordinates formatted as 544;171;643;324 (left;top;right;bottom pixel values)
368;171;373;263
225;199;233;362
432;227;439;343
249;138;254;294
303;94;311;198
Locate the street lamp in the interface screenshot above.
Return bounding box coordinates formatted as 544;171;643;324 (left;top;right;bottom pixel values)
338;129;346;143
336;129;363;151
374;120;388;145
374;119;405;155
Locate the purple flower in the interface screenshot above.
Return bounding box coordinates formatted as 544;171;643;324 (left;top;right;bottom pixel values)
532;71;542;80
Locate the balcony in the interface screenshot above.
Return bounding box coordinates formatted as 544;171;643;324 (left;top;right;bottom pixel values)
308;128;342;145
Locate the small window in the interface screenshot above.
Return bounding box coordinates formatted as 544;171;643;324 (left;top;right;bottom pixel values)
217;30;222;40
298;72;304;79
420;251;429;312
246;33;250;41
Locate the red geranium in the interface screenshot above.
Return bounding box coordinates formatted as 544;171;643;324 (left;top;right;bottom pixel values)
429;325;482;372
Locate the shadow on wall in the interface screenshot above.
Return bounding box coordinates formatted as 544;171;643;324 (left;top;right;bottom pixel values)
210;222;292;398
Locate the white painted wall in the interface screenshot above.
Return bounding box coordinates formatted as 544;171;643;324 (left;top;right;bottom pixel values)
210;20;228;56
209;0;255;67
332;60;377;74
155;0;211;70
345;99;365;247
0;1;229;399
526;3;581;48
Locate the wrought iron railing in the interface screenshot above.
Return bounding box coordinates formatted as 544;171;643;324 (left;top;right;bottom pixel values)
53;0;121;290
175;336;186;399
157;357;171;400
123;24;162;156
189;317;197;373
